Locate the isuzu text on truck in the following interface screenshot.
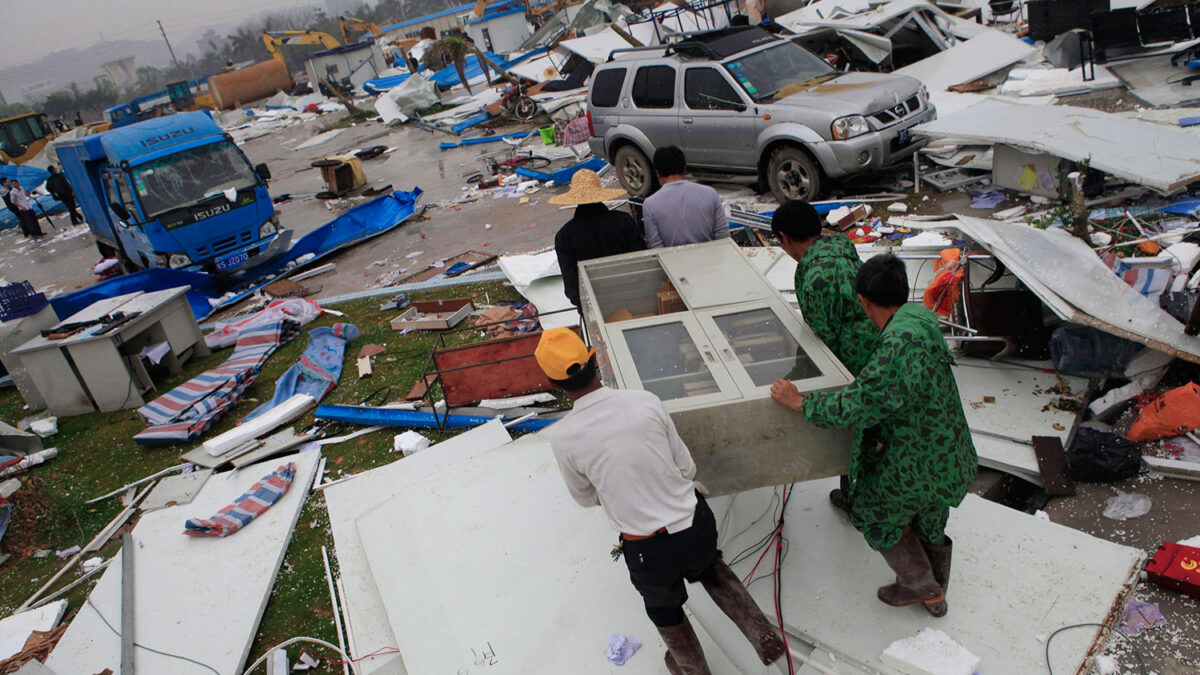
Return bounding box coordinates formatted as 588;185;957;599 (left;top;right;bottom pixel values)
55;111;289;275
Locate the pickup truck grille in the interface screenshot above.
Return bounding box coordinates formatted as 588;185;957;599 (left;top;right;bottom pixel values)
870;95;922;127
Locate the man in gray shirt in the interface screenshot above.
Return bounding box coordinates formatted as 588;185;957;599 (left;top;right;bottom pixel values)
535;328;784;674
642;146;730;249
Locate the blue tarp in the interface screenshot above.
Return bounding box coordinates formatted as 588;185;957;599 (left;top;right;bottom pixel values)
515;156;606;186
0;165;65;230
51;188;424;322
364;50;545;94
451;112;492;133
439;131;534;150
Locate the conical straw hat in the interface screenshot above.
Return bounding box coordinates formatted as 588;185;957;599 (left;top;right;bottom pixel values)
547;169;627;205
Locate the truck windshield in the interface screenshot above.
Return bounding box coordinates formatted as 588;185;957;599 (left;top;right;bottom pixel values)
131;140;258;219
723;41;836;103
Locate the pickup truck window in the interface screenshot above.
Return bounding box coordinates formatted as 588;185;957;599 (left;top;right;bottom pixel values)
131;140;258;219
723;42;836;103
591;68;626;108
631;65;676;109
685;68;743;110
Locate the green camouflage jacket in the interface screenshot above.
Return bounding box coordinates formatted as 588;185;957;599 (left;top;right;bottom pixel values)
801;303;977;506
794;234;877;376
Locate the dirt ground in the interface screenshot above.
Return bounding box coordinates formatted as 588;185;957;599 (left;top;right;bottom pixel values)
1;112;580;300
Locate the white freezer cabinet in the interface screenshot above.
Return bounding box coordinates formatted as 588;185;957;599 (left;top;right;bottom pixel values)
577;239;855;496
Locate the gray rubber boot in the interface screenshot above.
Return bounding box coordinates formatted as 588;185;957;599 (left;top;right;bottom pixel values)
920;535;952;617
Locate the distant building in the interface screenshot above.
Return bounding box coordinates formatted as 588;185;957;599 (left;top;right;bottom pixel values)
465;7;531;54
306;41;389;95
19;79;56;105
380;1;515;41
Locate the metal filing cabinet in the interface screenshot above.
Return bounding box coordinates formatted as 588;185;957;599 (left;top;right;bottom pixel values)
578;239;854;496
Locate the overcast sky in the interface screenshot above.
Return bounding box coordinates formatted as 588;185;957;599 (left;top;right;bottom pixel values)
0;0;328;68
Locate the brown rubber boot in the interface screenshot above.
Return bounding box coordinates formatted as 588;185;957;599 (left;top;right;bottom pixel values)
877;529;945;610
920;535;952;618
700;560;787;665
658;617;712;675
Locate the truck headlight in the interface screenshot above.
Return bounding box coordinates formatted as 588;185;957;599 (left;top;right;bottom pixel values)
157;253;192;269
831;115;869;140
259;216;278;239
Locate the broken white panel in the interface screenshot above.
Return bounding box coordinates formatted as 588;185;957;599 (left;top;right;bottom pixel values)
140;469;212;510
954;358;1087;484
294;128;344;151
777;0;987;40
323;421;513;675
374;94;409;125
881;628;979;675
895;29;1035;92
355;433;739;674
0;600;67;661
698;479;1144;674
46;452;320;675
913;99;1200;194
999;65;1121;98
202;393;315;456
1110;55;1200;108
560;23;660;61
952;216;1200;363
497;251;578;329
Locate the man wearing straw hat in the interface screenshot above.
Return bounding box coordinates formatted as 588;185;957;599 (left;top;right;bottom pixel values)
550;169;644;308
535;327;786;674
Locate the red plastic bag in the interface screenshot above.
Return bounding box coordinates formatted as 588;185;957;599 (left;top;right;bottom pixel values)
922;249;964;317
1127;382;1200;442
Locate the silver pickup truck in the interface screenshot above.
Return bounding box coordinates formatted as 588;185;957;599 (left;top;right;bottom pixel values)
586;27;935;203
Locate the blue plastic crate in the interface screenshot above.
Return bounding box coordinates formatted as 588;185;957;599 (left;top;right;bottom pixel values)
0;282;48;322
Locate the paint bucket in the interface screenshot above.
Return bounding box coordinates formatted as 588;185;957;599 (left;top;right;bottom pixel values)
539;126;555;145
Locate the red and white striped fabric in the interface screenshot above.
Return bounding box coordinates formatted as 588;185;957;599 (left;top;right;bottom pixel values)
134;320;301;446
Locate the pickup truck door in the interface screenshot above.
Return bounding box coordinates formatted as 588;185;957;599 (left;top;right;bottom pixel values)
679;67;758;171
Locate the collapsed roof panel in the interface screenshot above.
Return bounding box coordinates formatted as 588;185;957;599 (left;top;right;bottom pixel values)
560;22;661;61
914;98;1200;194
777;0;988;41
953;216;1200;363
894;29;1036;93
703;479;1145;673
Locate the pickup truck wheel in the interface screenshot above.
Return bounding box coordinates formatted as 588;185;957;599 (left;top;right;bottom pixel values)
767;147;821;203
613;145;655;198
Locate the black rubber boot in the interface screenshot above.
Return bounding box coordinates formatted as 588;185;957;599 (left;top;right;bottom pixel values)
876;528;945;611
700;560;787;665
658;617;711;675
920;535;952;617
829;474;852;515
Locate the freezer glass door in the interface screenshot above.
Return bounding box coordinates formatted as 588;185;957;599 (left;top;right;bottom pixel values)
699;303;851;396
607;314;739;406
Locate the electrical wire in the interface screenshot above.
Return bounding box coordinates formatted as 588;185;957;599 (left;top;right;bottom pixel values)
1044;623;1146;675
85;595;222;675
773;484;794;675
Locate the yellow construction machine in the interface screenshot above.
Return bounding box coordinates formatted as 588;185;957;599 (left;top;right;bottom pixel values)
339;16;384;44
262;30;342;64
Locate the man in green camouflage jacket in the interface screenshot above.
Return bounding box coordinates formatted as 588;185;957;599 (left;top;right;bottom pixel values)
771;253;977;617
772;200;879;511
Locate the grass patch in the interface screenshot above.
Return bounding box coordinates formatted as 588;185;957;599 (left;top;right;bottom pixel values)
0;279;527;667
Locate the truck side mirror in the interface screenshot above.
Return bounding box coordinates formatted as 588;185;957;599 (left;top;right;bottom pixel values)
109;202;130;221
255;163;272;181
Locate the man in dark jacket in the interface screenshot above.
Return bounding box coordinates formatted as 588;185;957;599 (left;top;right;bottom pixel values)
550;169;644;308
46;166;83;225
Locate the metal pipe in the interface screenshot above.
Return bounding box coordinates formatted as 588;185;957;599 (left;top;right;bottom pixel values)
314;405;555;433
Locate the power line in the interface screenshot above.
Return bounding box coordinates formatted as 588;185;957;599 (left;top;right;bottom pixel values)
158;20;181;69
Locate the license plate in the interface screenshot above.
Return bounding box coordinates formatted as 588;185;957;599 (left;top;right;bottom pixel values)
216;250;248;271
898;124;916;144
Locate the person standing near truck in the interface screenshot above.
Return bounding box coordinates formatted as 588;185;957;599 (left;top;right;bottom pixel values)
551;169;644;309
8;181;43;239
770;254;977;617
642;146;729;249
46;166;83;225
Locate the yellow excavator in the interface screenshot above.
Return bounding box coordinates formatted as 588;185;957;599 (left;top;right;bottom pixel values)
262;30;342;64
339;16;383;44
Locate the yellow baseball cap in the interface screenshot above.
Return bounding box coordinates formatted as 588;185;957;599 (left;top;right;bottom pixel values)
534;328;596;380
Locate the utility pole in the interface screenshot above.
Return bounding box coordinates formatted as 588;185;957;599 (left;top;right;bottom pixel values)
158;20;181;70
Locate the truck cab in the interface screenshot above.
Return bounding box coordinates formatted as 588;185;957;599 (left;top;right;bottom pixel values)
55;111;289;276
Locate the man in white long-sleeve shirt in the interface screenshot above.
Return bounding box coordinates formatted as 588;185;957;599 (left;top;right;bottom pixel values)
535;328;784;675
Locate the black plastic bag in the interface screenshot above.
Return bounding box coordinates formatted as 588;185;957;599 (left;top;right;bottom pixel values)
1066;427;1143;483
1050;324;1143;376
